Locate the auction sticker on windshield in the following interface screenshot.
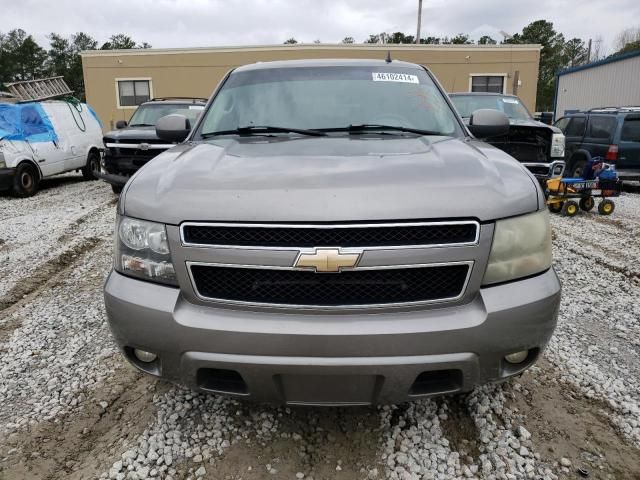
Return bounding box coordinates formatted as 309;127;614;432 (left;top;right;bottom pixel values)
372;72;419;83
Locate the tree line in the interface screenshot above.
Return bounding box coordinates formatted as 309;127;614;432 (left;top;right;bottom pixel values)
1;21;638;111
0;30;151;100
286;21;640;111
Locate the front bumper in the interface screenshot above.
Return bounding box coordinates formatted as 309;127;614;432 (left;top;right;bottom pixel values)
616;169;640;181
523;160;566;181
0;167;15;191
104;268;561;405
96;171;128;188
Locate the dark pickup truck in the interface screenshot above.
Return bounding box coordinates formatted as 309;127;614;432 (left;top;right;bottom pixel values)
450;93;566;181
100;98;206;192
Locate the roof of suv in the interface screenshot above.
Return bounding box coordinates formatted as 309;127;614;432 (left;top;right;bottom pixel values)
233;58;424;72
565;106;640;116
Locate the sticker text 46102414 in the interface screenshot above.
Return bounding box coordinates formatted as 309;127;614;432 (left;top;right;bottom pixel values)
372;72;420;84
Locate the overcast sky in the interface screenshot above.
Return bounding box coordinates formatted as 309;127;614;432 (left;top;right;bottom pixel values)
1;0;638;54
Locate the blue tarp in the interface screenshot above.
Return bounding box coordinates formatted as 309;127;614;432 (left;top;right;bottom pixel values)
0;102;58;143
87;104;103;129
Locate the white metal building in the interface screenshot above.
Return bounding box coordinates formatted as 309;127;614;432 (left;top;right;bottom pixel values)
555;50;640;117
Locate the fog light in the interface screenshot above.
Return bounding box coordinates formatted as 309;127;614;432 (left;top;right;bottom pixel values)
133;348;157;363
504;350;528;364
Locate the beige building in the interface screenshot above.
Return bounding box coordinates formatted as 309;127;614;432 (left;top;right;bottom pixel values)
81;43;541;131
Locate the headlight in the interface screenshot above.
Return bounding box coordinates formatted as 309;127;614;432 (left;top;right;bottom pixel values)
550;133;565;158
114;216;177;286
483;210;552;286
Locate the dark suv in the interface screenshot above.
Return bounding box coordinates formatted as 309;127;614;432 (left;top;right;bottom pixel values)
100;98;206;192
554;107;640;180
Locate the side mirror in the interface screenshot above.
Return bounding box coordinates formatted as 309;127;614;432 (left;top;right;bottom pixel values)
538;112;553;125
468;109;510;138
115;120;128;129
156;114;191;143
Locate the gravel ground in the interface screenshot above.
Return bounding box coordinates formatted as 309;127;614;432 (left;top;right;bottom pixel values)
1;176;639;480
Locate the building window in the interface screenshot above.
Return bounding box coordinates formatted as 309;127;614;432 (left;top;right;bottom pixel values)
470;75;505;93
117;79;151;107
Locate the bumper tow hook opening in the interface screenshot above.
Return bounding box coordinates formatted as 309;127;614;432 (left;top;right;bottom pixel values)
197;368;249;395
409;369;463;396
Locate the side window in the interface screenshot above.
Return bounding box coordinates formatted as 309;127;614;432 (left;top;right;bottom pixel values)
554;117;570;133
620;117;640;142
587;116;617;140
117;79;151;107
565;117;586;137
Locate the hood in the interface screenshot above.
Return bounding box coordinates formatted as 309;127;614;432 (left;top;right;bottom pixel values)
123;135;540;224
103;126;159;142
508;118;562;133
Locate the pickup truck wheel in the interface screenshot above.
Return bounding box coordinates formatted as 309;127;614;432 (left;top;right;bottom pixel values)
12;163;40;198
111;184;123;194
82;151;101;180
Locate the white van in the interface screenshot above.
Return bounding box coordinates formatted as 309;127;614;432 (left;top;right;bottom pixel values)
0;100;104;197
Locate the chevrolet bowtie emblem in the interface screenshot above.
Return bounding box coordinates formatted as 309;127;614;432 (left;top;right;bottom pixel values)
295;248;361;273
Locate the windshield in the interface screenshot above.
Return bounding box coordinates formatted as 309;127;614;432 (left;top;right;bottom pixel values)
196;66;463;137
450;95;532;121
129;103;205;126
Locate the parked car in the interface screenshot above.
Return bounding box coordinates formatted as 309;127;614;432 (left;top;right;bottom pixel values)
104;59;561;405
554;107;640;180
100;98;206;193
449;92;566;181
0;100;103;197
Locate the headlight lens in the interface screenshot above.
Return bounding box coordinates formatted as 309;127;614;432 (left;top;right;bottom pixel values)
550;133;565;158
483;210;552;286
115;216;177;286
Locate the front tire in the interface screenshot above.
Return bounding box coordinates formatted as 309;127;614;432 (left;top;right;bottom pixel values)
561;200;579;217
12;163;40;197
82;150;101;180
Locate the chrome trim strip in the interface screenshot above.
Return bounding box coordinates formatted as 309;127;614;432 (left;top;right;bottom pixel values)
179;221;481;250
105;142;175;149
523;160;566;177
185;260;474;310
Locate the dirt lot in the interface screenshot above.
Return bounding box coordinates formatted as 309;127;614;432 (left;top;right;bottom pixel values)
0;175;639;480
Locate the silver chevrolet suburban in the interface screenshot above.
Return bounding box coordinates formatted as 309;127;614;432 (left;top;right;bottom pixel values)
104;59;561;405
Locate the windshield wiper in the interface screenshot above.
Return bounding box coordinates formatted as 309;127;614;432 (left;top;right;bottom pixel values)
319;124;443;136
201;125;327;138
129;123;155;127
